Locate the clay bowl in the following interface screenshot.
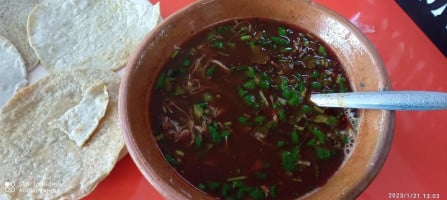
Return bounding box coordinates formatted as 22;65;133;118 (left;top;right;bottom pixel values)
119;0;394;199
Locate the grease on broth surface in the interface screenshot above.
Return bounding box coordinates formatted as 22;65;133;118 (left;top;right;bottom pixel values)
150;18;356;199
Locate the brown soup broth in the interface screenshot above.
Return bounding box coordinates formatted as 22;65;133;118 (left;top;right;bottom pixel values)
150;18;354;199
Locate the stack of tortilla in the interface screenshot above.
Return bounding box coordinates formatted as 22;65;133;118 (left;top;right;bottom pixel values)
0;0;160;199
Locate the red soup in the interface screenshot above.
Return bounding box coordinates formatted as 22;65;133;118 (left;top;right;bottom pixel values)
150;18;356;199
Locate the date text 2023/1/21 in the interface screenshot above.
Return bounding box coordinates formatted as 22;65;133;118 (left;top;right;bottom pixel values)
388;193;440;199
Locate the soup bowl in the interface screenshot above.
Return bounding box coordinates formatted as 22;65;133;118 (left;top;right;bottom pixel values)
119;0;394;199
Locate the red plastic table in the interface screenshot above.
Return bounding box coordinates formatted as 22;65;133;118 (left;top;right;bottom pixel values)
85;0;447;199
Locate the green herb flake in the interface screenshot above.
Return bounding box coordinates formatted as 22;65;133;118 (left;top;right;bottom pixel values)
294;72;302;81
254;115;266;125
237;186;251;199
221;130;231;138
248;42;258;52
221;183;231;197
183;58;191;67
238;87;248;97
271;36;289;46
316;147;331;160
208;126;221;144
203;93;213;102
207;32;217;41
301;105;312;114
336;76;346;84
342;134;350;144
258;79;270;89
207;181;221;191
193;104;204;118
311;70;320;78
279;77;289;91
269;186;277;198
337;76;347;92
243;95;255;105
307;138;317;147
231;180;244;188
259;34;272;46
298;81;306;93
206;65;217;77
213;41;224;49
277;140;286;148
288;95;300;107
312;127;326;144
198;183;206;190
327;116;338;126
243;95;258;108
246;66;256;77
249;187;265;200
217;25;232;34
291;130;299;144
240;35;252;41
303;38;310;47
318;45;327;57
281;150;298;172
243;79;257;90
194;135;202;148
282;87;295;99
238;115;249;124
312;81;323;90
278;109;286;121
278;27;287;36
164;154;178;166
155;72;167;89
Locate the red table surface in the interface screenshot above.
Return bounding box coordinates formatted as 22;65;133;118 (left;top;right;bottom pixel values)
86;0;447;199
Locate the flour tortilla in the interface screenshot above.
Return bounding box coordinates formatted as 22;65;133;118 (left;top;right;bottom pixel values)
0;69;124;200
0;0;40;71
49;81;109;147
27;0;160;72
0;35;27;108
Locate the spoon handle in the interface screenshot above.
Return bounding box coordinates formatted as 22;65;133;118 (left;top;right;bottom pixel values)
310;91;447;110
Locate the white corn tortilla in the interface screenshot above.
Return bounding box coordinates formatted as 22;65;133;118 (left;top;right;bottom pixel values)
49;81;109;147
0;35;27;108
0;0;40;71
27;0;160;72
0;69;124;200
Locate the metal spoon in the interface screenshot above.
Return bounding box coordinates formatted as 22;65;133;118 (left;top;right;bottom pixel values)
310;91;447;110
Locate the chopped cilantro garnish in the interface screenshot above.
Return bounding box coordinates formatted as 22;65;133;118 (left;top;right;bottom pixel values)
278;27;287;36
316;147;331;160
